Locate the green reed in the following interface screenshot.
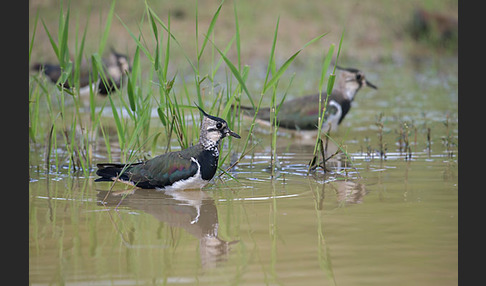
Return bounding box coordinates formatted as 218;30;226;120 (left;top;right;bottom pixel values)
399;120;413;160
307;31;343;174
29;0;152;174
29;0;332;181
113;0;245;172
213;13;328;175
441;113;456;157
30;0;114;175
311;182;337;286
133;0;326;175
375;112;387;160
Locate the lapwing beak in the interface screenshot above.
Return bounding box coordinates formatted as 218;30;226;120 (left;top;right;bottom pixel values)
365;80;378;89
227;129;241;139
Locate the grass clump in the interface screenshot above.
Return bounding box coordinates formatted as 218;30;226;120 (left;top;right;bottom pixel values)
29;0;340;183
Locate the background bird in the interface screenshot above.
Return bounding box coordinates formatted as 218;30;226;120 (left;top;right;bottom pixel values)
236;66;377;134
31;47;130;95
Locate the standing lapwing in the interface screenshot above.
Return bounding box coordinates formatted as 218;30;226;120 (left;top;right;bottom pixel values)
236;66;377;135
95;106;240;190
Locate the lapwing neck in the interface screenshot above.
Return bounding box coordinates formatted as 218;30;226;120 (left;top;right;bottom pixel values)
330;90;352;105
345;88;360;102
196;147;221;181
199;138;222;157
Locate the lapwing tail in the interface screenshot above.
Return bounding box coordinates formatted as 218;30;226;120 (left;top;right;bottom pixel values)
95;163;131;182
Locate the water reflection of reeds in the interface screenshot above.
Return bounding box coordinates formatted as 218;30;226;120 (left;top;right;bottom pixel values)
97;189;238;269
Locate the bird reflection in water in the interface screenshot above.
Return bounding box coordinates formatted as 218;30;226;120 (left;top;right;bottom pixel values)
96;189;238;269
277;139;369;209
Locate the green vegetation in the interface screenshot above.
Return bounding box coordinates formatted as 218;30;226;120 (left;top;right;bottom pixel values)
29;0;458;181
29;0;332;179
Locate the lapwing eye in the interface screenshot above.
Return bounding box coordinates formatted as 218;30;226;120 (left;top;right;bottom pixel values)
216;122;223;129
356;73;363;81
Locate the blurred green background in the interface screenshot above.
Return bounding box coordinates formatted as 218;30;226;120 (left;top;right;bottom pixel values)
29;0;458;68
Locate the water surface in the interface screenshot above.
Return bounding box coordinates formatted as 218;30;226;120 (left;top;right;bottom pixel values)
29;59;458;285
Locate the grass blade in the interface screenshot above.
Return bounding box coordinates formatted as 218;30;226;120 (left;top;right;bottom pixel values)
98;0;116;55
163;12;171;81
157;107;167;126
148;9;160;71
319;44;334;93
29;10;39;64
262;49;298;95
263;16;280;89
41;19;59;60
74;16;89;91
116;14;153;62
327;29;344;95
127;72;136;112
233;0;241;70
263;32;328;95
108;94;125;153
130;43;141;85
309;30;345;172
146;5;197;73
211;39;255;109
211;35;235;80
58;5;70;67
198;1;224;61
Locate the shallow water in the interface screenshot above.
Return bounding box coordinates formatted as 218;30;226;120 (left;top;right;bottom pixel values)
29;58;457;285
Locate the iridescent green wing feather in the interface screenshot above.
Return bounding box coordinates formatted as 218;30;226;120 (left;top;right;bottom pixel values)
127;146;202;188
276;94;321;130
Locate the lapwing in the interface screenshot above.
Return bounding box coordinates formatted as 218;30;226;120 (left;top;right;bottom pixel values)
32;47;130;95
236;66;377;135
95;106;241;190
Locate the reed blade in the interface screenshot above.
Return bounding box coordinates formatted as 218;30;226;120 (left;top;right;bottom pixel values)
98;0;116;55
212;40;255;109
198;1;224;61
263;32;328;95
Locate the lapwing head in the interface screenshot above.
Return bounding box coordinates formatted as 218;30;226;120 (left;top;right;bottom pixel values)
335;66;377;101
115;53;131;74
197;106;241;150
106;48;131;78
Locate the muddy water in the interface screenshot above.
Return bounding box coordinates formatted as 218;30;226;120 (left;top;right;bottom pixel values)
29;59;457;285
